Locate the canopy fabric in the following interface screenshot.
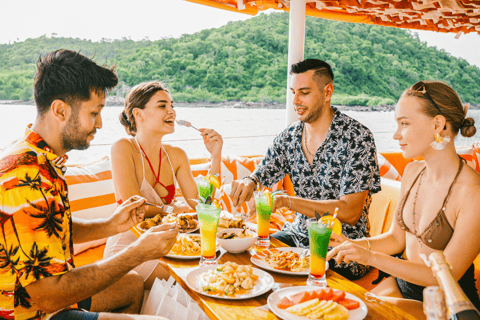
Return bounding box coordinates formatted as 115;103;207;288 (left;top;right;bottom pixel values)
185;0;480;34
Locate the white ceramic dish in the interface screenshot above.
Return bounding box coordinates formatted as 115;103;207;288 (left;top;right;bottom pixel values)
185;265;274;300
267;286;368;320
251;247;328;276
216;228;257;254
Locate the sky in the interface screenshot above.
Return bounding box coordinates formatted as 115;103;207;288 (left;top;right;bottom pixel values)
1;0;479;69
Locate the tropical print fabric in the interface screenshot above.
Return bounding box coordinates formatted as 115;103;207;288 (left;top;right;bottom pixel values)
0;127;73;320
253;107;381;277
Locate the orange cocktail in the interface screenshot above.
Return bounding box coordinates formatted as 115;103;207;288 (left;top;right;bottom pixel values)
200;229;217;258
196;203;221;266
307;222;332;287
254;192;273;247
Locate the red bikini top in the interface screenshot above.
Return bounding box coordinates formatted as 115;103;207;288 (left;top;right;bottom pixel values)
138;143;175;204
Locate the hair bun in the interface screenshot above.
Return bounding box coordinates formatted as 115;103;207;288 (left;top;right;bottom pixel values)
462;117;475;128
119;110;136;136
460;117;476;138
120;111;131;125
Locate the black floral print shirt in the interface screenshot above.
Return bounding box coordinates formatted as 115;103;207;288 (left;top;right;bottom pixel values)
253;107;381;276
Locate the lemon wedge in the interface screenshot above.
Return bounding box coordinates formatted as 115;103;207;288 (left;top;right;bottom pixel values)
208;175;221;189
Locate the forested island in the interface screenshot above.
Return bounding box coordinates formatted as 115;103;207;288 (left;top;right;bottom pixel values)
1;12;479;106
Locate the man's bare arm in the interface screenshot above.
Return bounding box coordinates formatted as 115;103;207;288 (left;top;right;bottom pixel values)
273;191;368;225
26;224;178;313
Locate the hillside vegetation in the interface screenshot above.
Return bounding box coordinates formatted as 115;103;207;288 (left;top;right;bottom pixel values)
0;12;479;105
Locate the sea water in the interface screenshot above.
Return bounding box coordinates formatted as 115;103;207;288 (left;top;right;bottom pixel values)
1;104;479;164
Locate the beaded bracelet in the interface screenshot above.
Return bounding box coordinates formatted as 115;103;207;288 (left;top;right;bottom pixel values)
243;176;257;187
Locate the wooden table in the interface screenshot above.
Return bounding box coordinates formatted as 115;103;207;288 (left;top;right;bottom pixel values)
160;237;417;320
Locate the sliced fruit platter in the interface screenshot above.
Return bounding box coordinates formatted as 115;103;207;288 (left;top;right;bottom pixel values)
268;286;367;320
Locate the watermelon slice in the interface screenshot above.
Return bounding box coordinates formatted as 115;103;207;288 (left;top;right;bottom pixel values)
331;290;346;302
310;289;324;300
323;287;334;300
299;291;316;303
277;296;295;309
338;298;361;310
289;291;309;305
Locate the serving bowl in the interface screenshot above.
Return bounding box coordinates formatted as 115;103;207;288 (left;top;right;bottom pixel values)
216;228;257;254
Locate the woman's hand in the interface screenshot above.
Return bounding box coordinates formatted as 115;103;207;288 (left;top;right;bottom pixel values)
200;128;223;157
329;232;349;247
326;240;374;266
110;196;147;234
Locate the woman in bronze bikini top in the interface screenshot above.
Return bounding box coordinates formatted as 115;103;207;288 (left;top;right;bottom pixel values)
327;81;480;319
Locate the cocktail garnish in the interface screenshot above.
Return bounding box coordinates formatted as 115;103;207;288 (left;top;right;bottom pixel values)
264;190;273;207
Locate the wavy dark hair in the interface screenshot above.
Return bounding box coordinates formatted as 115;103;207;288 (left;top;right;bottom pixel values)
34;49;118;115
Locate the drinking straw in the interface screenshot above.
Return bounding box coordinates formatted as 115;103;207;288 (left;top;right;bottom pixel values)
331;207;339;228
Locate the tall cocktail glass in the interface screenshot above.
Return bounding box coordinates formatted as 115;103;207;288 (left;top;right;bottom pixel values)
196;203;221;266
254;193;272;247
196;177;213;200
307;222;332;287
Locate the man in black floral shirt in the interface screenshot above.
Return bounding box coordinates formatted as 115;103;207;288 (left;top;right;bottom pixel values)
231;59;381;280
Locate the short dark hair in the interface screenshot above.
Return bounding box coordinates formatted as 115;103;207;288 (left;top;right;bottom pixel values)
34;49;118;115
290;59;334;84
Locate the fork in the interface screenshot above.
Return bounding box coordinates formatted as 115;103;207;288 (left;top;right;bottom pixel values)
176;119;200;132
299;249;310;259
131;196;174;213
141;200;174;214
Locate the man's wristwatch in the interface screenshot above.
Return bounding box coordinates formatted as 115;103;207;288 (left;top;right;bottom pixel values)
244;175;259;187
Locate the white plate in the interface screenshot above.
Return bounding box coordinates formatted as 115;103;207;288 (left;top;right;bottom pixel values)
185;265;275;300
165;233;219;260
179;223;200;234
268;286;368;320
251;247;328;276
136;221;199;234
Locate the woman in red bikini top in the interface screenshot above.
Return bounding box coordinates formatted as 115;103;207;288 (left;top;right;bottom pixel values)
327;81;480;318
112;81;223;217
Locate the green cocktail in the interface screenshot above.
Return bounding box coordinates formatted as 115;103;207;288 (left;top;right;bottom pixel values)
307;222;332;287
196;177;213;200
196;203;221;266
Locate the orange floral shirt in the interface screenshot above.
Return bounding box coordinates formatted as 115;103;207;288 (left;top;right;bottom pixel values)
0;127;74;320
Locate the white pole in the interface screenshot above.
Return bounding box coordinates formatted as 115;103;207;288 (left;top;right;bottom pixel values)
286;0;306;126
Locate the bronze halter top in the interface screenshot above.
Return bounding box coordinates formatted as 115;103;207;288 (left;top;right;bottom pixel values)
397;159;465;250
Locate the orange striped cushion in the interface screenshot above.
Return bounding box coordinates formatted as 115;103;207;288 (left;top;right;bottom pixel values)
456;145;480;172
378;153;401;181
65;157;116;254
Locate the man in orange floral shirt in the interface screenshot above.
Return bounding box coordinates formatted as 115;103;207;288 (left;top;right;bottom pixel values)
0;50;177;320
